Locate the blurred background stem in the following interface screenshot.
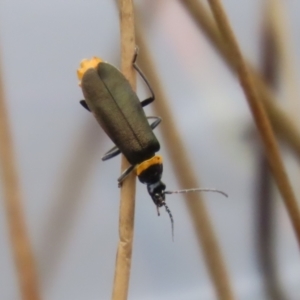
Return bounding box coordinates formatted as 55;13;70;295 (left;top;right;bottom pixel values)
255;4;286;299
136;30;236;300
0;53;41;299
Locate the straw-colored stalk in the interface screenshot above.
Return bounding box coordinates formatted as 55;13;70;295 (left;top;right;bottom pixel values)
206;0;300;245
267;0;300;120
0;58;41;297
136;32;236;300
111;1;136;300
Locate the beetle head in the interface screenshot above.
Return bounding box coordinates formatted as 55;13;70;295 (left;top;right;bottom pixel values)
147;180;166;207
147;180;174;241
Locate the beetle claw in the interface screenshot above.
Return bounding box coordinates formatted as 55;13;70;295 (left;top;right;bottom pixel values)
156;206;160;216
133;46;139;64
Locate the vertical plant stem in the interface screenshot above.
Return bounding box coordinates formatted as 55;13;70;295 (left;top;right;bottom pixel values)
0;59;41;298
268;0;300;119
136;32;235;300
207;0;300;246
111;1;136;300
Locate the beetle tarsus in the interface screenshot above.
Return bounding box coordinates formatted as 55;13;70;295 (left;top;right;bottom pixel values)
156;206;160;216
118;164;136;185
102;145;121;161
80;100;90;112
133;46;139;64
132;46;155;106
147;116;162;130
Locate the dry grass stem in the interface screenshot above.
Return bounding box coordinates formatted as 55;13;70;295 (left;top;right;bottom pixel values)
136;32;236;300
180;0;300;160
206;0;300;246
0;59;41;297
267;0;300;119
111;1;136;300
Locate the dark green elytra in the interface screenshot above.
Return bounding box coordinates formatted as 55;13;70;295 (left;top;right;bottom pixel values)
81;62;160;165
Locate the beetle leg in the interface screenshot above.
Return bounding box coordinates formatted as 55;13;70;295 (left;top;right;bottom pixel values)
140;97;155;107
118;164;136;187
102;145;121;161
80;100;91;112
132;47;155;107
147;116;162;130
133;46;139;62
156;206;160;216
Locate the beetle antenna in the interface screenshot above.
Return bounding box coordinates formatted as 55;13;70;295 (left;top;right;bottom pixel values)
164;188;228;198
162;202;174;241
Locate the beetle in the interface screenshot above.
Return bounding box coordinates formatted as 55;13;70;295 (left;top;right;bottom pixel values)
77;49;227;237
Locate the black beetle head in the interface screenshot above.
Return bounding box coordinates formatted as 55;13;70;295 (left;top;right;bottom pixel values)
147;180;174;241
147;181;166;207
136;155;174;239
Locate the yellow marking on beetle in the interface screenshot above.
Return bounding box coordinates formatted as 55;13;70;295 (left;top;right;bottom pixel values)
77;57;102;85
136;155;163;176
